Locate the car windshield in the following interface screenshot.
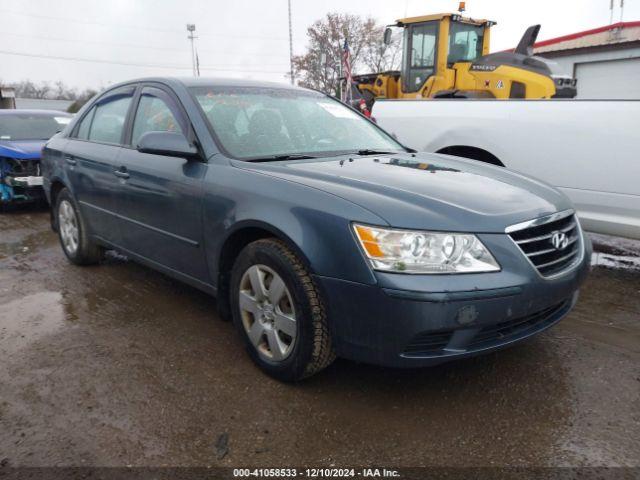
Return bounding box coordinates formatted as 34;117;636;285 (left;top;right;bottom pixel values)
0;113;71;141
191;86;405;160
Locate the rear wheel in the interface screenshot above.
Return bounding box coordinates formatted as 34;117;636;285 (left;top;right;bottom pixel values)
55;188;103;265
230;239;335;381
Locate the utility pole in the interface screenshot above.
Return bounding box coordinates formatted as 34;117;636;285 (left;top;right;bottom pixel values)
609;0;625;24
288;0;294;84
187;24;198;77
610;0;615;24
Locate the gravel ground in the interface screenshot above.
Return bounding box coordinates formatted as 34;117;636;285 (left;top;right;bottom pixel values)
0;207;638;468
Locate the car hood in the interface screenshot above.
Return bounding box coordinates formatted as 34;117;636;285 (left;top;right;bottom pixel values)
0;140;44;160
235;153;574;233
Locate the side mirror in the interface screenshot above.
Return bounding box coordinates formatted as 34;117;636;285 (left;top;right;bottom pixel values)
136;131;199;158
383;27;393;46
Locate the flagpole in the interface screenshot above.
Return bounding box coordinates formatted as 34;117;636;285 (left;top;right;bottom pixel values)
341;39;352;104
288;0;295;84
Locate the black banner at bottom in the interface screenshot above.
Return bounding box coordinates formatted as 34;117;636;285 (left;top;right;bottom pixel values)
0;468;639;480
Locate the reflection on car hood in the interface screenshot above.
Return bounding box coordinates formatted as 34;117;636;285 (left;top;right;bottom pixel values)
236;153;573;232
0;140;45;159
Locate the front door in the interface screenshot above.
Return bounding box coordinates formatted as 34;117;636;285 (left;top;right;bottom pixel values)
115;86;208;282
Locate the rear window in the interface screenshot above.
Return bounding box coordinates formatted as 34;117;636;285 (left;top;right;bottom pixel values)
0;114;71;141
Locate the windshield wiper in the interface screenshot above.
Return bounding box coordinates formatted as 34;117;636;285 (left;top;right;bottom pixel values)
353;149;397;156
249;154;319;162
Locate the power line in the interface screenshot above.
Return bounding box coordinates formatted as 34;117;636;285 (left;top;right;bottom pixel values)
0;49;289;74
0;8;290;41
0;8;183;34
0;30;292;60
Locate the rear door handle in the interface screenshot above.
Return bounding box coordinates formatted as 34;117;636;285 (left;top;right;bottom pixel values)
113;168;130;180
65;155;77;166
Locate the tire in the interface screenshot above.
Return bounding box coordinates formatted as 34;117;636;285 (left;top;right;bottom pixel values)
230;238;335;381
55;188;103;265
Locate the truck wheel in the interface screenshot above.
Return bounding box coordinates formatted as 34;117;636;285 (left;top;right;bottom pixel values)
55;188;103;265
230;239;335;381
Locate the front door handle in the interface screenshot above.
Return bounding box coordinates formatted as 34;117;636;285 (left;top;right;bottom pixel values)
65;155;77;166
113;169;130;180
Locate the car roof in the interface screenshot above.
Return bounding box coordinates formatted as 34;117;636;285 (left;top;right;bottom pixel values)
175;77;302;89
0;109;72;116
106;76;310;92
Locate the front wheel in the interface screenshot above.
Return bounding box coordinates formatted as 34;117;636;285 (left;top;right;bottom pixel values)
55;188;103;265
230;239;335;381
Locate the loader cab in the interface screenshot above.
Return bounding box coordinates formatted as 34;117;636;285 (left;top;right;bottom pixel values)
392;14;492;96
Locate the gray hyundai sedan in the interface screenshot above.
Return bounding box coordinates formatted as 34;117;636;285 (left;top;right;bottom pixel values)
41;78;590;381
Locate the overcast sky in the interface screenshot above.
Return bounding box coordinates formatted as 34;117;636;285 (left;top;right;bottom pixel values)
1;0;638;91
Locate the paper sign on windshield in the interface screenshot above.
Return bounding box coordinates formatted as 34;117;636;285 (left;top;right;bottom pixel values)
317;102;359;119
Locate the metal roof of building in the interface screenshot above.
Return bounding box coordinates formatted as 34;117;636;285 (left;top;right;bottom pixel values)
14;98;75;111
533;21;640;54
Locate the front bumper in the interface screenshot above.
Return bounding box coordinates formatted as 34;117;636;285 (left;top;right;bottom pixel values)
0;157;43;204
0;180;45;204
314;232;591;368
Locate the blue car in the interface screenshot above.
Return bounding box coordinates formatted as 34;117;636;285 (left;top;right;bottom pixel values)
0;109;72;205
41;78;590;381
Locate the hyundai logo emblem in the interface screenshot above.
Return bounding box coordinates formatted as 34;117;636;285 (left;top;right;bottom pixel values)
551;231;569;250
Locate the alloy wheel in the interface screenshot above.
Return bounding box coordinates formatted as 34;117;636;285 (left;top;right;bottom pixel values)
58;199;79;255
238;264;297;362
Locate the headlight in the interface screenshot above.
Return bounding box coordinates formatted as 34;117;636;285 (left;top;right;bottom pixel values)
353;224;500;274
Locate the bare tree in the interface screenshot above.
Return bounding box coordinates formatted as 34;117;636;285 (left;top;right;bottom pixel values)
66;89;98;113
33;81;52;99
361;28;403;73
54;81;76;100
7;80;81;100
293;13;392;96
10;80;51;99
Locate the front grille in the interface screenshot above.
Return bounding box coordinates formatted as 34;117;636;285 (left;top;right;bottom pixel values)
507;210;582;277
402;300;569;357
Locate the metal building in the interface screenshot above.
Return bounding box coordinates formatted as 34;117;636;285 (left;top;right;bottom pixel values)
534;21;640;99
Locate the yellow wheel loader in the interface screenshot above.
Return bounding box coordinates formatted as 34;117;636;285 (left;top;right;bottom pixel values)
354;13;577;108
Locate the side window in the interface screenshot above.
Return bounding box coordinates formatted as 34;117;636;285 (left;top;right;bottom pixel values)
75;107;95;140
88;95;133;144
448;22;484;64
131;90;186;147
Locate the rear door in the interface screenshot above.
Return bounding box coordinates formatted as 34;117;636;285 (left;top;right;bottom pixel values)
64;86;136;244
115;85;209;281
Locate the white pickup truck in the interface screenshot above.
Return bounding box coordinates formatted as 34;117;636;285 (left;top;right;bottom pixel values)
373;99;640;240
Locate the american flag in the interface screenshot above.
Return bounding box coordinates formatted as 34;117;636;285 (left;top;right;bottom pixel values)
341;39;352;103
